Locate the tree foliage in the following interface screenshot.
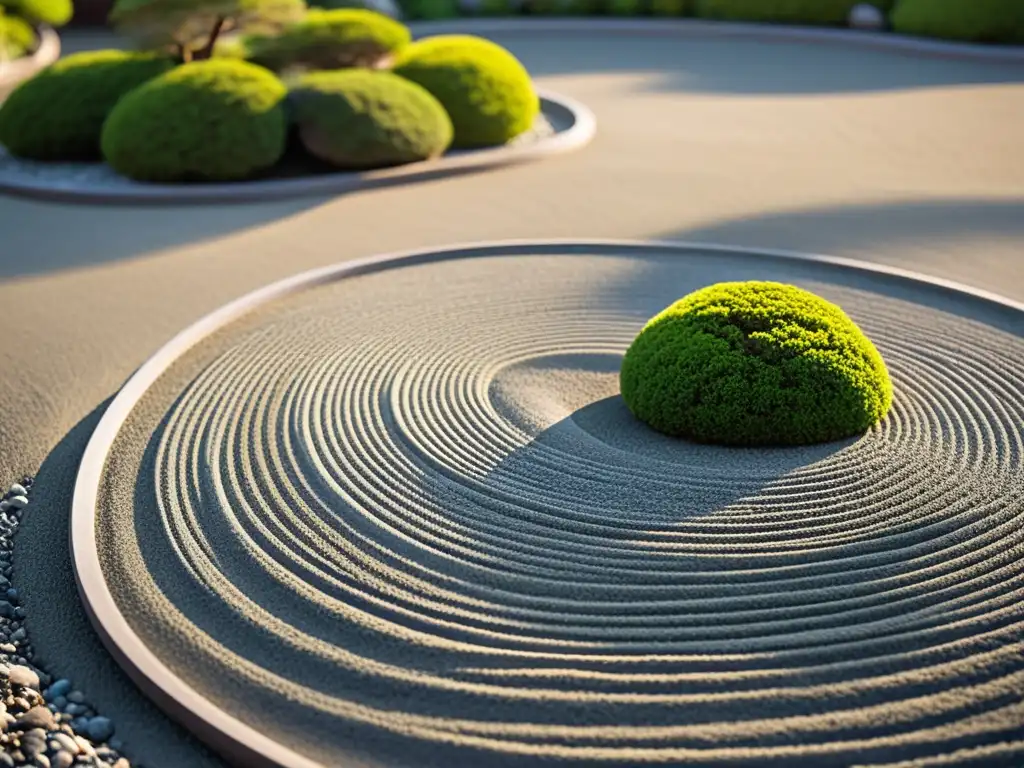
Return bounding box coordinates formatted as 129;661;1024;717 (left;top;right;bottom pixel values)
109;0;306;61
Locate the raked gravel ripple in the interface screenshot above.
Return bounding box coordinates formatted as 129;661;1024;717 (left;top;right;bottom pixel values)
87;247;1024;767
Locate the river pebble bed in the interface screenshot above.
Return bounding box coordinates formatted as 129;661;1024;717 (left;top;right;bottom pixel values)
0;479;135;768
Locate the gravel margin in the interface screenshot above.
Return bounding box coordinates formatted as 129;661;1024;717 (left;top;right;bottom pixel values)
1;480;132;768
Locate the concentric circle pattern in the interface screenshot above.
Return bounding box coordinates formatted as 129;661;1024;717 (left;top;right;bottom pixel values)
91;247;1024;768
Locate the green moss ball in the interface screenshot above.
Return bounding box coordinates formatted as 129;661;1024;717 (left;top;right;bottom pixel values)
393;34;538;148
0;13;36;60
0;50;174;161
891;0;1024;44
3;0;72;26
695;0;894;25
620;282;893;446
245;9;411;72
100;59;288;183
289;69;453;169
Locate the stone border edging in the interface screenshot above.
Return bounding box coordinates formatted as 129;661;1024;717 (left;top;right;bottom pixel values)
0;90;595;205
410;17;1024;62
0;26;60;93
70;238;1024;768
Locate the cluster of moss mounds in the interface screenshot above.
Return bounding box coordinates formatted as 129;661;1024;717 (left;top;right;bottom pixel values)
891;0;1024;44
1;19;539;182
0;50;174;161
393;35;539;148
290;69;452;168
620;282;892;447
245;8;411;72
101;59;288;182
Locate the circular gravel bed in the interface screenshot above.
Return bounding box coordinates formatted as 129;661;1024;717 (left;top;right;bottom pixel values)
74;242;1024;768
0;90;591;204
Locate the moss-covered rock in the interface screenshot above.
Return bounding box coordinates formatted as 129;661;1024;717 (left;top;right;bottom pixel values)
695;0;893;25
393;34;538;148
289;69;452;168
891;0;1024;44
620;282;892;446
101;59;288;182
245;8;410;71
0;50;174;161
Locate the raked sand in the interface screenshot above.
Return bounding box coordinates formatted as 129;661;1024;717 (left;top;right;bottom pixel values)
1;27;1023;768
92;248;1024;767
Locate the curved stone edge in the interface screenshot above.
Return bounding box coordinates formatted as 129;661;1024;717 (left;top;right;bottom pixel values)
409;18;1024;62
0;90;595;205
69;238;1024;768
0;26;60;93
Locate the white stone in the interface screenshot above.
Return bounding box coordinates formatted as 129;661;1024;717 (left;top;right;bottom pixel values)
849;3;886;30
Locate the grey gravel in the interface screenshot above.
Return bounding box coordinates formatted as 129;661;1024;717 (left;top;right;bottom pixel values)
0;480;134;767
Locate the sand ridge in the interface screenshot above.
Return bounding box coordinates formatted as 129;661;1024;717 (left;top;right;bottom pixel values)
88;248;1024;766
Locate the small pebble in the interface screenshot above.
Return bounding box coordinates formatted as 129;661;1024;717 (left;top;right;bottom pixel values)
50;753;73;768
7;483;27;497
86;716;115;742
6;587;18;602
107;738;122;751
9;664;40;690
32;754;50;768
7;495;28;510
10;627;26;642
15;705;55;731
50;732;79;754
46;680;72;700
66;691;85;705
0;501;8;514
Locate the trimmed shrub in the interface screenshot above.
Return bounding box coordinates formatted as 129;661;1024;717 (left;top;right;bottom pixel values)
619;282;892;446
245;8;409;71
891;0;1024;44
695;0;893;26
404;0;458;18
289;69;452;168
650;0;690;15
0;50;174;160
101;59;288;182
0;11;35;59
1;0;72;26
393;35;538;148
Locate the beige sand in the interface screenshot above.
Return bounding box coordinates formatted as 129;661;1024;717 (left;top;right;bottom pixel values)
92;249;1024;766
2;28;1023;768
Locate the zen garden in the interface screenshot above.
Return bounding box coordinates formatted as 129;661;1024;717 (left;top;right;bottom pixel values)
0;1;1020;768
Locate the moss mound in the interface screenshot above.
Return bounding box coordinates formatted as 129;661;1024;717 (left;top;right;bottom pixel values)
393;34;538;148
289;69;452;168
246;8;410;72
620;282;892;446
695;0;893;25
0;12;35;59
891;0;1024;44
0;50;174;161
101;59;288;182
2;0;72;26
